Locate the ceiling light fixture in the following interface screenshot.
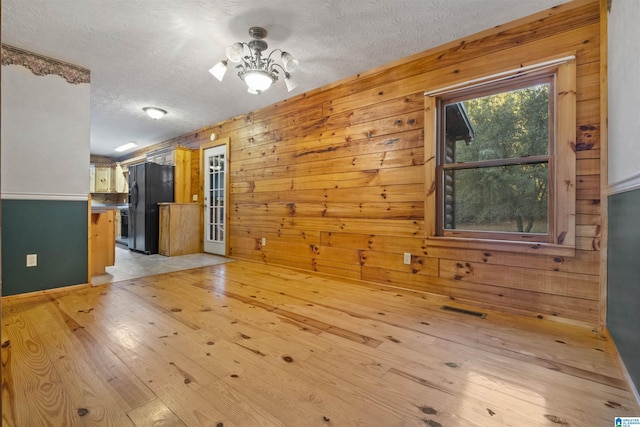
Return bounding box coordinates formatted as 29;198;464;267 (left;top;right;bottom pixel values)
114;142;138;152
209;26;298;95
143;107;167;120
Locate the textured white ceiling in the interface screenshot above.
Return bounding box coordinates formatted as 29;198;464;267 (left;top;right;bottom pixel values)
2;0;570;157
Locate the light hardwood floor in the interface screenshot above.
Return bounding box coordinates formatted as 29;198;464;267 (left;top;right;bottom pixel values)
2;260;639;426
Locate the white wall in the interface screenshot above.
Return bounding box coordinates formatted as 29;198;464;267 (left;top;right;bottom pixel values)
1;64;90;200
608;0;640;192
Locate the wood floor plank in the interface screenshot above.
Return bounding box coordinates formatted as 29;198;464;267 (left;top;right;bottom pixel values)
64;303;239;426
197;262;625;381
3;260;639;427
186;272;438;349
58;293;215;392
126;398;187;427
135;264;639;422
1;312;18;427
112;278;424;424
38;330;136;426
204;337;420;426
45;293;160;409
60;287;288;426
144;263;640;397
2;300;79;426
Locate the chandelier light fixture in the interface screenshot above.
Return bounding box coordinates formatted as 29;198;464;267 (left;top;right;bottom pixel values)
209;27;298;94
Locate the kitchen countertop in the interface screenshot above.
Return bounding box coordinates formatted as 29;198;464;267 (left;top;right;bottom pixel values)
91;207;116;213
91;203;128;213
157;202;198;205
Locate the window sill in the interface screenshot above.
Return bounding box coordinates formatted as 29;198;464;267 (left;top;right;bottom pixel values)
425;236;576;257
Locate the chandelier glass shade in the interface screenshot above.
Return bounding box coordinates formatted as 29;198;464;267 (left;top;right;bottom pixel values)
209;27;298;94
242;69;275;92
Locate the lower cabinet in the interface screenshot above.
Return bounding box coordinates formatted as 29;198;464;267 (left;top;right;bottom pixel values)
158;203;200;256
90;209;115;276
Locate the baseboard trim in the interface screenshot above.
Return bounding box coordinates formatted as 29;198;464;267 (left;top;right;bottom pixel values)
1;282;92;301
604;327;640;406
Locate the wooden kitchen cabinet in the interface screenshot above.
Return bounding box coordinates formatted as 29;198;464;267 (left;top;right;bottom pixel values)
158;203;200;256
89;164;96;193
94;165;112;193
90;162;127;194
90;208;115;276
113;163;127;193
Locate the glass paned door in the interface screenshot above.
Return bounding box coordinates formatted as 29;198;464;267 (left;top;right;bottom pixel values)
204;145;226;255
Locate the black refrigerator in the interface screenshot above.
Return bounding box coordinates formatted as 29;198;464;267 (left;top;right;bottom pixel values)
128;162;174;254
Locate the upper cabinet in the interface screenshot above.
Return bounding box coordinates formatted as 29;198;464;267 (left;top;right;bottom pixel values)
90;162;127;194
89;164;96;193
94;164;112;193
90;146;194;198
114;163;127;193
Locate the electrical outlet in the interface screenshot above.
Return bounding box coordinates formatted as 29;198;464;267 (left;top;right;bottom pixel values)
261;237;267;246
403;252;411;265
26;254;38;267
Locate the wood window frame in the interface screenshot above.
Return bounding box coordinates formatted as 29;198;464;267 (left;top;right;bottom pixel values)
424;59;576;256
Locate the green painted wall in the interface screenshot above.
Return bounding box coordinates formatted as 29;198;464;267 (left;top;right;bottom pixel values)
1;199;88;296
607;189;640;392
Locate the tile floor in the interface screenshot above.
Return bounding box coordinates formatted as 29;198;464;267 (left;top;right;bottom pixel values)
91;244;232;285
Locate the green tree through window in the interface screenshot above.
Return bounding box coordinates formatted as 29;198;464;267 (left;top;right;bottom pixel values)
440;77;552;235
426;59;576;248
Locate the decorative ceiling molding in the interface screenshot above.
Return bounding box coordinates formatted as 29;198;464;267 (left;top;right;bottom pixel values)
1;43;90;84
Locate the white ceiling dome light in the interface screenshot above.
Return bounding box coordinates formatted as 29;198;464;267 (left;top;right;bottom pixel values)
142;107;167;120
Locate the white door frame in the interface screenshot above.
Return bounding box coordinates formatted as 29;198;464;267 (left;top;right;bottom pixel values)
200;138;229;256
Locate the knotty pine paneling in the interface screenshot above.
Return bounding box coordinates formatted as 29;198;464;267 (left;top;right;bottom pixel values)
190;148;199;200
135;1;603;325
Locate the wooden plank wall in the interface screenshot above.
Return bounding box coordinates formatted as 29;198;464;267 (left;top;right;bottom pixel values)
147;1;602;325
